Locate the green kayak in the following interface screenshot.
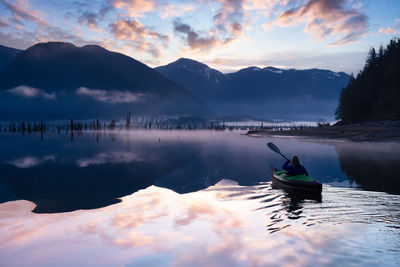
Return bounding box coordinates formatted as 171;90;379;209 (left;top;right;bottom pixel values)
272;170;322;194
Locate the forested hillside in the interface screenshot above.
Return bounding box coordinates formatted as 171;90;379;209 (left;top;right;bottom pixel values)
336;38;400;122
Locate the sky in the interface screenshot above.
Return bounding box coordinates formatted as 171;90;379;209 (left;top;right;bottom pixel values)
0;0;399;74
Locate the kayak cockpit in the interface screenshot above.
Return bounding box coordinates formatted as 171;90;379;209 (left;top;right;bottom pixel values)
272;169;322;194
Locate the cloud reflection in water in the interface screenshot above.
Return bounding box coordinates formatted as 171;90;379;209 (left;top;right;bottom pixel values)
76;152;142;167
7;155;55;169
1;180;395;267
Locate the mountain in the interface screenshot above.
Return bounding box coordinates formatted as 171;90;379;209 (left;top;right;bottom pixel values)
0;42;212;120
0;44;21;71
156;59;350;120
155;58;226;99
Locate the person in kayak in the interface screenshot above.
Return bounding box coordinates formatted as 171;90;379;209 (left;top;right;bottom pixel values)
282;155;308;176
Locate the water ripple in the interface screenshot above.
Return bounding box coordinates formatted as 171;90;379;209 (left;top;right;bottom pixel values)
234;183;400;235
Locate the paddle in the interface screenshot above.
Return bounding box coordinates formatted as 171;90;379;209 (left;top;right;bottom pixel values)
267;142;290;161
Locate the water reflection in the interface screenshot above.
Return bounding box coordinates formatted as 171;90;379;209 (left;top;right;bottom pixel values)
0;181;399;267
1;131;400;214
0;131;271;213
1;128;400;266
333;141;400;194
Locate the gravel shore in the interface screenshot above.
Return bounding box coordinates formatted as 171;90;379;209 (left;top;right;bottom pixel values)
246;121;400;142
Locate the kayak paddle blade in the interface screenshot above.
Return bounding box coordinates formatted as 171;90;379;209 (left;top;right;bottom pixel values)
267;142;281;154
267;142;289;161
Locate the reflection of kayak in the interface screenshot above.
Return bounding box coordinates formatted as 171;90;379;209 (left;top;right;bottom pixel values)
272;170;322;194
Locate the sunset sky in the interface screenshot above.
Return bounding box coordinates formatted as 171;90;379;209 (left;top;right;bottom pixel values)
0;0;399;74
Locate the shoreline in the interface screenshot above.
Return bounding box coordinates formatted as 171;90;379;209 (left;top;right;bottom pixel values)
246;121;400;142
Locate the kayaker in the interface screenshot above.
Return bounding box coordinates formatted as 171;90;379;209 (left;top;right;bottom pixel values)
282;155;308;176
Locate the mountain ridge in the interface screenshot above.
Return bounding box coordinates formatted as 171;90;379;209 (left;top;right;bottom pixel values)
0;42;213;119
156;58;351;120
0;44;22;71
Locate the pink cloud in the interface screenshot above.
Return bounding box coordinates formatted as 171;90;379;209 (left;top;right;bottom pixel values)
0;0;93;51
159;4;196;19
109;19;168;42
263;0;368;46
244;0;295;14
0;18;9;27
109;19;169;58
378;19;400;35
379;27;398;35
112;0;155;18
0;0;47;27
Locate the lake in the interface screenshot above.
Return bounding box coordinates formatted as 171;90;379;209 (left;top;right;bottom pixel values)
0;130;399;266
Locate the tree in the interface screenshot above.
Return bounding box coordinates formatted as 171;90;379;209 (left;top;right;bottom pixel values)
336;37;400;123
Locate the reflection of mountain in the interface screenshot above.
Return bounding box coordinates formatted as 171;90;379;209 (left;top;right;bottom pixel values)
0;140;199;213
0;132;272;213
3;131;392;214
0;42;212;119
156;58;350;120
334;142;400;194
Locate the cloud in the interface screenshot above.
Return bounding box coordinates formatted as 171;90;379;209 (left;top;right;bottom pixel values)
0;0;48;26
109;19;168;42
379;27;398;35
243;0;299;16
7;86;56;99
263;0;368;46
0;18;9;27
111;0;197;23
78;11;101;31
8;155;55;169
210;58;231;65
378;19;400;35
77;2;113;32
159;4;196;19
112;0;155;18
173;20;220;51
76;152;142;167
76;87;145;104
0;0;91;51
109;19;168;59
173;0;247;51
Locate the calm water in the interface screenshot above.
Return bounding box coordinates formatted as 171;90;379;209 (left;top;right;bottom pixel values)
0;130;399;266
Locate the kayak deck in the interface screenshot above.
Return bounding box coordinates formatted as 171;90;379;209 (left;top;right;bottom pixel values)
272;170;322;194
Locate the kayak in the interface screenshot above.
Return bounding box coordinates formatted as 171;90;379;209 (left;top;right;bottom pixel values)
272;170;322;194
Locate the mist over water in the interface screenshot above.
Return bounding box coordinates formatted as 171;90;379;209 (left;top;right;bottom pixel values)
0;130;399;266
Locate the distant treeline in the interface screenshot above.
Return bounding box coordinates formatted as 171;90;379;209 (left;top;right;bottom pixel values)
0;119;231;134
335;37;400;123
0;117;314;139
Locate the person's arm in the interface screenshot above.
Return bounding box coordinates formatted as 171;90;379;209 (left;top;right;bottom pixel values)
282;160;291;171
301;166;308;176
